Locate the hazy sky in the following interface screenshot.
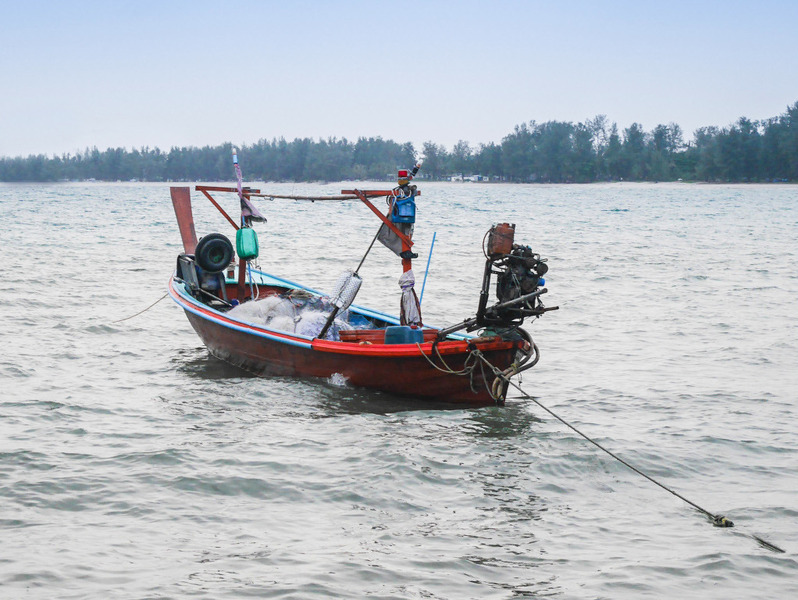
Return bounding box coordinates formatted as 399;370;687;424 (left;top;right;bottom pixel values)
1;0;796;157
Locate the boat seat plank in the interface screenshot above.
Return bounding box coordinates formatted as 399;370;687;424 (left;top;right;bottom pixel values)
339;328;439;344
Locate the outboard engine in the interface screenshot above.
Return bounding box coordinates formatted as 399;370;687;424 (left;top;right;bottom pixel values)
476;223;553;329
433;223;557;404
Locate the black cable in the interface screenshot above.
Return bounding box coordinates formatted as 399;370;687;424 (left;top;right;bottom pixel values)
112;292;169;323
355;224;383;274
473;351;786;554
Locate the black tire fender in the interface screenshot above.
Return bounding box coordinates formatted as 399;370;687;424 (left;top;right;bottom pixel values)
195;233;234;273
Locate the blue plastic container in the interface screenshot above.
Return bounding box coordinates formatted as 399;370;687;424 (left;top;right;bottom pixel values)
390;194;416;223
384;325;423;345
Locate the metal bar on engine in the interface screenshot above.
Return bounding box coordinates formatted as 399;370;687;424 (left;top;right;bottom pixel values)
491;288;547;311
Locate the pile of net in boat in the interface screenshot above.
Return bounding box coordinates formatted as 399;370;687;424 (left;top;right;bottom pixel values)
226;291;372;340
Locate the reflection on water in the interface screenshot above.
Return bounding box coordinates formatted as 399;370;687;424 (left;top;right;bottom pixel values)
172;347;257;379
316;388;467;415
175;344;494;415
466;403;544;439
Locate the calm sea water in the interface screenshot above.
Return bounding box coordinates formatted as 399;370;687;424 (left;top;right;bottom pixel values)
1;181;797;599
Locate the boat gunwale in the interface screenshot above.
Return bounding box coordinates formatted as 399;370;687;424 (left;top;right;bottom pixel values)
168;276;517;357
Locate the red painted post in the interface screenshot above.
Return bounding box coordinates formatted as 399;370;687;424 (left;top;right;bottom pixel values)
170;186;198;254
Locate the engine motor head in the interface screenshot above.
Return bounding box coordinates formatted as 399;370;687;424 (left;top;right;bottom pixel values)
495;244;548;304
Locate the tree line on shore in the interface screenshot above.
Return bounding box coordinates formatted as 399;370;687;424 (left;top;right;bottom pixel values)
1;102;796;183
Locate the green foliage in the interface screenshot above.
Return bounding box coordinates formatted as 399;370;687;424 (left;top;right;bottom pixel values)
2;102;797;182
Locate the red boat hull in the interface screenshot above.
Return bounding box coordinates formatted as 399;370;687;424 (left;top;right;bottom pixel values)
171;279;519;404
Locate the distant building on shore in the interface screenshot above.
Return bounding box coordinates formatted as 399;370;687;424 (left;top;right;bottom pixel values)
448;174;489;182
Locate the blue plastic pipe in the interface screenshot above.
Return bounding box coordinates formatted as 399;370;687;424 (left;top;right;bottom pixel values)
419;232;436;305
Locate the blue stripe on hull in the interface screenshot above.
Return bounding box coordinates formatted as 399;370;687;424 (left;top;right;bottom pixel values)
169;279;313;349
170;268;473;343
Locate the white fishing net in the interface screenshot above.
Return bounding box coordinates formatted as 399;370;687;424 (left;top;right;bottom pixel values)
227;294;359;340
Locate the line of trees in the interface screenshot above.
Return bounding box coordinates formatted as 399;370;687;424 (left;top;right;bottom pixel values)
1;102;796;183
0;138;416;184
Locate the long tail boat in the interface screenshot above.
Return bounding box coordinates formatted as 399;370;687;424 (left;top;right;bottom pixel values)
168;152;556;405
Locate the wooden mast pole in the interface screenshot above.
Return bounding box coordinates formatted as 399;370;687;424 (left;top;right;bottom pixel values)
233;149;248;302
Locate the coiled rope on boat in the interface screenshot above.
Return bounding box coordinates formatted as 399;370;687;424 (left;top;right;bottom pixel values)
414;340;487;397
415;329;539;404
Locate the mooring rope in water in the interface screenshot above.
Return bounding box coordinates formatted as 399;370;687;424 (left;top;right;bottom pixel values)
471;350;786;554
112;292;169;324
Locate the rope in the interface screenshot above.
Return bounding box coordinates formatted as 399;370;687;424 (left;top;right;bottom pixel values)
259;193;385;201
246;261;259;300
471;350;786;554
473;352;495;397
112;292;169;324
415;342;474;375
414;342;505;403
